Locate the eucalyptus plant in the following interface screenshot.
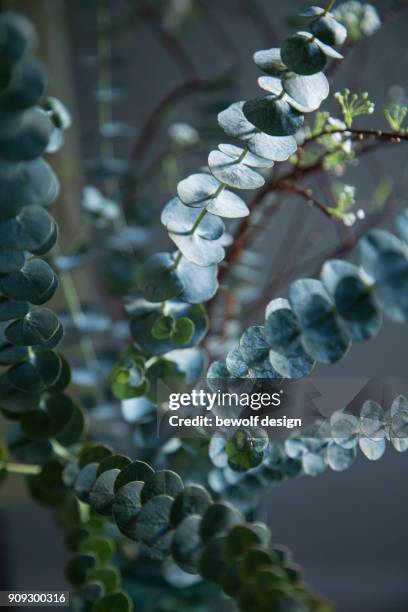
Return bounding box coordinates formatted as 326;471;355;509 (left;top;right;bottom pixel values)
1;3;408;612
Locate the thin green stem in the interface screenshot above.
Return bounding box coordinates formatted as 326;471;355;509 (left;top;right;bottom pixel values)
324;0;336;15
5;462;41;475
51;439;76;462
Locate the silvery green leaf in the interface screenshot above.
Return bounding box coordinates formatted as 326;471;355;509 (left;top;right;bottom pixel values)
226;348;248;377
239;326;269;366
326;441;356;471
281;32;327;75
330;411;359;449
217;101;255;139
389;396;408;452
302;451;326;476
131;301;208;356
299;6;325;17
137;252;183;302
282;72;329;113
265;298;315;378
177;173;220;208
176;257;218;303
284;437;307;459
207;360;230;379
358;437;386;461
218;144;274;168
121;396;154;423
169;229;225;267
249;358;279;379
253;48;286;76
257;76;283;96
247;132;297;161
321;259;381;342
314;37;343;59
208;150;265;190
161;197;224;237
206;189;249;219
390;395;408;418
359;230;408;322
360;400;384;438
311;14;347;46
289;278;350;363
243;96;304;137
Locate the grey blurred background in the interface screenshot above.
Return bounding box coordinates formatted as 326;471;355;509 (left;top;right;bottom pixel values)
0;1;408;610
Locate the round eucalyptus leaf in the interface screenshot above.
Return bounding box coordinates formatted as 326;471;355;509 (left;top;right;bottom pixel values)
89;468;120;516
0;344;28;365
6;422;52;464
0;298;29;321
299;6;325;17
243;96;304;137
176;257;218;304
226;348;249;377
218;144;274;169
253;48;286;75
7;349;61;392
169;230;225;267
314;36;343;59
55;399;87;447
137;252;183;303
301;451;326;476
326;441;356;471
0;159;59;217
20;392;76;440
46;353;71;392
198;536;226;583
200;502;243;542
79;536;115;564
0;249;25;273
86;568;120;594
170;485;212;526
224;524;263;559
265;299;315;378
65;554;97;587
289;278;350;363
205;189;249;219
79;581;105;605
112;481;144;532
0;205;55;252
226;428;267;471
78;444;112;469
132;302;208;356
0;57;45;111
170;317;195;345
30;219;58;256
321;259;381;341
217;101;256;139
92;592;132;612
0;378;38;413
141;469;184;504
96;454;131;477
0;259;58;305
247;132;297;162
358;437;386;461
0;13;36;62
177;173;220;208
281;32;327;75
172;514;203;574
114;460;154;493
360;400;384;439
208;150;265;190
0;107;53;160
5;308;60;346
74;463;99;502
359;230;408;322
257;76;283;96
311;14;347;46
207;360;230;379
161;197;224;238
208;435;228;468
239;326;269;366
135;494;173;547
282;71;329;113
